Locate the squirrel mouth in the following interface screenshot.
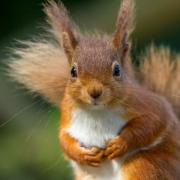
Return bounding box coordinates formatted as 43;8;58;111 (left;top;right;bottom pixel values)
91;99;99;106
93;101;98;106
90;100;105;109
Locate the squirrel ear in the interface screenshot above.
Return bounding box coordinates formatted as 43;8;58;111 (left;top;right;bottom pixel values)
113;0;135;58
61;32;78;63
44;1;79;64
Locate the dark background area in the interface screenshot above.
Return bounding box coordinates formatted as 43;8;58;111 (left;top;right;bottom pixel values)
0;0;180;179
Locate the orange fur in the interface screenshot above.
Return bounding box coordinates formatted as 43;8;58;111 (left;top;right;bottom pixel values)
7;0;180;179
59;94;104;167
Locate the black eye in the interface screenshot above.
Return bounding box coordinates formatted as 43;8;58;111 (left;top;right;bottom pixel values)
113;63;121;77
71;66;77;78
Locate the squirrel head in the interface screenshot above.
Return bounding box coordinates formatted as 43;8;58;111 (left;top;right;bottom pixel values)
45;0;135;108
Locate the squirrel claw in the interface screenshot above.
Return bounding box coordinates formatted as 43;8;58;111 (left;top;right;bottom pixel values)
104;136;127;159
107;149;121;160
77;147;104;166
84;150;104;162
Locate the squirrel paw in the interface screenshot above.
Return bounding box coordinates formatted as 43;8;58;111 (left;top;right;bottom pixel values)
75;146;104;167
104;136;127;160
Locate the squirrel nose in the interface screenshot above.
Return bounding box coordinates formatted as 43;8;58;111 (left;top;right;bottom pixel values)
89;90;102;99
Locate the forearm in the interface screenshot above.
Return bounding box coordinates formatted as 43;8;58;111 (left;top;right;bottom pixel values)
59;129;105;166
59;130;77;159
105;115;167;159
119;115;167;152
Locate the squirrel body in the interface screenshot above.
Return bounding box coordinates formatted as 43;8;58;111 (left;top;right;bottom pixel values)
61;99;126;180
8;0;180;179
60;82;180;179
60;95;125;180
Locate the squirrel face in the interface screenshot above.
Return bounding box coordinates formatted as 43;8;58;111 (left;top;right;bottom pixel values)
66;38;130;109
44;0;135;107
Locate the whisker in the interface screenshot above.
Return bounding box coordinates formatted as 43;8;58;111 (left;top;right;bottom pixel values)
0;100;41;128
25;101;51;142
43;157;61;172
43;108;55;129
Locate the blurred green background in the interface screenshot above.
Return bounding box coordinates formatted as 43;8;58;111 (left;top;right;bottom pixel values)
0;0;180;179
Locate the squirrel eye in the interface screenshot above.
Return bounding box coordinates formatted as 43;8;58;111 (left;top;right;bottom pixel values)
71;66;77;78
113;63;121;77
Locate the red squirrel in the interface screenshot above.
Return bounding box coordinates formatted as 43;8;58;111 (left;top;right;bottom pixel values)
8;0;180;179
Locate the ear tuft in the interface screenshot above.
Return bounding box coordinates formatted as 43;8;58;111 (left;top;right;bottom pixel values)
44;0;79;63
62;32;77;64
113;0;135;51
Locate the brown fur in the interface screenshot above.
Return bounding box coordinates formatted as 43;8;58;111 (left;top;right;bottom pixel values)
44;0;79;63
7;0;180;179
113;0;135;50
139;46;180;118
7;41;68;104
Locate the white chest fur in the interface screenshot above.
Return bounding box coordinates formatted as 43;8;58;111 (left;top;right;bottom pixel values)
66;108;127;180
67;108;126;148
